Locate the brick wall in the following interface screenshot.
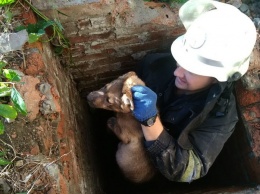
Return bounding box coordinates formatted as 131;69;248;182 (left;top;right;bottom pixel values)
39;0;185;96
6;5;102;193
29;0;260;192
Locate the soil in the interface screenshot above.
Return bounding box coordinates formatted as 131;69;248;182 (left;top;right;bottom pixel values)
0;70;61;193
0;15;61;194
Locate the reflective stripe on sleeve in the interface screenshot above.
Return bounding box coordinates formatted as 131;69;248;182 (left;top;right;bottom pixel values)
178;150;202;182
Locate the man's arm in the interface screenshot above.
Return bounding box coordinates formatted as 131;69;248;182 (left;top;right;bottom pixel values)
141;116;164;141
131;85;238;182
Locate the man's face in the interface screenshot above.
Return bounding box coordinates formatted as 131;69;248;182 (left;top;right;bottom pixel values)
174;64;216;94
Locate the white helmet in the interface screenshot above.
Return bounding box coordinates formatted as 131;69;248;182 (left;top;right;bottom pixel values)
171;0;257;82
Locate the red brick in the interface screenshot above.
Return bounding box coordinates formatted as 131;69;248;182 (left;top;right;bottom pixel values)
77;18;91;30
62;22;78;36
69;62;92;70
69;31;115;45
92;55;133;66
235;81;260;107
89;15;113;29
242;104;260;122
76;67;133;92
91;36;140;50
70;45;86;57
148;28;185;41
20;7;37;25
72;53;107;63
130;38;174;53
104;48;117;54
25;52;46;76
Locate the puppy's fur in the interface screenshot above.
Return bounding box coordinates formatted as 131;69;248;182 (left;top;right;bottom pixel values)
87;71;155;183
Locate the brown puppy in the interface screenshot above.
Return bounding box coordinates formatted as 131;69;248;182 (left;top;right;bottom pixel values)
87;71;155;183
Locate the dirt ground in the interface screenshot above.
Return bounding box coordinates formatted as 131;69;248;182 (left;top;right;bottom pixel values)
0;53;63;193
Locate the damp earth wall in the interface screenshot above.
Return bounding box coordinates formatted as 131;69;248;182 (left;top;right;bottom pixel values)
3;0;260;193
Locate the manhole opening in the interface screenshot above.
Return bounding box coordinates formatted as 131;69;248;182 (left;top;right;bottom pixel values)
84;105;256;194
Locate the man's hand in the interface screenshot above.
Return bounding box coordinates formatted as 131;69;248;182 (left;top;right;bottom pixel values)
131;85;157;122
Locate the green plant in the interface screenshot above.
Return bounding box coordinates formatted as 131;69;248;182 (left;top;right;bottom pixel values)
0;61;26;169
0;150;11;165
18;0;70;54
1;0;70;54
0;61;27;135
0;0;27;169
16;20;57;43
0;0;15;7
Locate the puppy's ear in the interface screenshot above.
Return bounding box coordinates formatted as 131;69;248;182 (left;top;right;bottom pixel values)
121;72;145;111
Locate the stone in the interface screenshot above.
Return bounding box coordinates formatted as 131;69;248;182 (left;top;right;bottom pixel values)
239;3;249;13
253;18;260;30
15;160;24;167
45;163;59;180
38;83;58;115
227;0;242;8
241;69;260;90
0;30;28;53
0;178;10;194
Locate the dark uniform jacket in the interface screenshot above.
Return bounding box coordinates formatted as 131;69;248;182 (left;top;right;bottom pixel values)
135;53;238;182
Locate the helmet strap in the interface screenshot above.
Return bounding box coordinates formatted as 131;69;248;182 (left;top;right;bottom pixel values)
211;81;234;117
229;72;242;82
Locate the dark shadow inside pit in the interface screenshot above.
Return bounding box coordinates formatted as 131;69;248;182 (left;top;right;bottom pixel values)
84;102;258;194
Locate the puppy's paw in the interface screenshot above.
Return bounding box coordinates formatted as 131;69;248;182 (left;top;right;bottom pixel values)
107;117;117;129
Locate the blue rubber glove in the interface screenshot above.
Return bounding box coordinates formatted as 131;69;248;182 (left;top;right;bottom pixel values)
131;85;157;122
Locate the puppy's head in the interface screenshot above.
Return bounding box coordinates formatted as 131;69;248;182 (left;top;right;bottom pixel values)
87;71;145;113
